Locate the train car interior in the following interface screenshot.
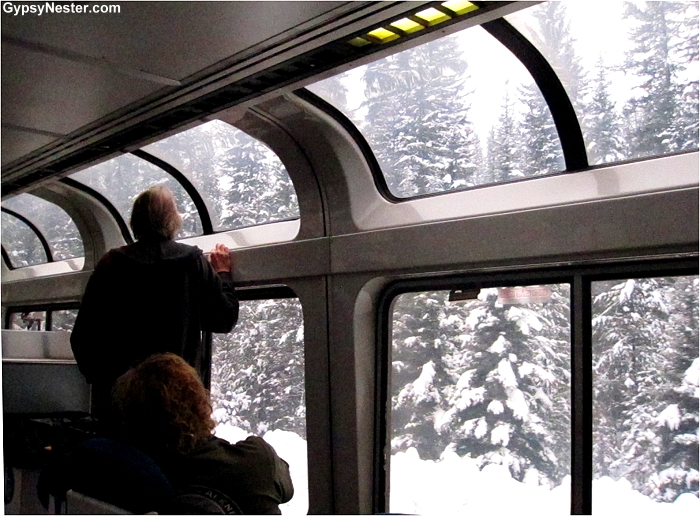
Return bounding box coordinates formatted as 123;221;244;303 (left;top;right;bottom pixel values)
2;1;698;514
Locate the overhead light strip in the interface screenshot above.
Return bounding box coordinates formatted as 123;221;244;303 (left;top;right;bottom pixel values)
348;1;479;47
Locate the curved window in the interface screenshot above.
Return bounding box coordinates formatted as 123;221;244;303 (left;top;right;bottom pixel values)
2;194;84;262
70;154;202;239
507;2;699;165
144;120;299;231
308;26;563;198
1;212;48;268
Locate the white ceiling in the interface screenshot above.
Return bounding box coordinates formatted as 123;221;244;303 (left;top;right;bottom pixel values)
0;1;356;167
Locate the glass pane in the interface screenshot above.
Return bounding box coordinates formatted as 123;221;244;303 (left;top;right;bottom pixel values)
8;311;47;331
144;120;299;231
2;194;84;261
1;211;48;267
592;275;699;510
70;154;202;239
308;26;563;198
390;284;571;514
51;309;79;332
508;2;699;165
210;298;307;515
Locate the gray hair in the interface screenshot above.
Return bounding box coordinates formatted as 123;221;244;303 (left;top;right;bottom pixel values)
129;186;182;241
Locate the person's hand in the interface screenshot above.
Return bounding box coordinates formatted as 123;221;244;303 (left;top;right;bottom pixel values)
209;243;232;273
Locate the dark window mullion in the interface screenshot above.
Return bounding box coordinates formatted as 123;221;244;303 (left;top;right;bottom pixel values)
2;245;15;270
571;274;593;514
1;207;54;263
481;18;588;171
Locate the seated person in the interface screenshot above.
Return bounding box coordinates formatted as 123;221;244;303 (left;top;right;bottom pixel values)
112;353;293;515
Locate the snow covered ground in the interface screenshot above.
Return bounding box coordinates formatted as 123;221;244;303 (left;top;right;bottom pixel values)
215;424;698;515
215;424;309;515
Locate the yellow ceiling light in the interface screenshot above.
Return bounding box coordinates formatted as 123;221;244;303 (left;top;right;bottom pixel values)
367;27;400;43
348;36;372;47
441;0;478;16
414;7;451;26
390;18;425;34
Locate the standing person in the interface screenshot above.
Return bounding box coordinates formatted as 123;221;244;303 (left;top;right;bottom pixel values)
113;353;294;514
71;186;239;416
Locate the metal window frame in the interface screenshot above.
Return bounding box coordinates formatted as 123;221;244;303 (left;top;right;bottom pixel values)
375;256;698;514
4;302;80;331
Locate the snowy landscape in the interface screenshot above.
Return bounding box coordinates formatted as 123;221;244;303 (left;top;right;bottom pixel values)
3;2;698;514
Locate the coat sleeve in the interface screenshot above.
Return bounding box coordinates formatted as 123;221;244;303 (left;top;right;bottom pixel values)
198;255;239;333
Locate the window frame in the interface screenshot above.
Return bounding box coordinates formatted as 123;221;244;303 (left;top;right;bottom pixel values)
375;256;698;514
4;302;81;332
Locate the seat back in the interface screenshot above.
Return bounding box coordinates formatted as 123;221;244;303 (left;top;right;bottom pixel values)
66;438;176;514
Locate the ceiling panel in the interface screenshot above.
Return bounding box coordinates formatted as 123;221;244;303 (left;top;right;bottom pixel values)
1;2;349;82
1;44;164;135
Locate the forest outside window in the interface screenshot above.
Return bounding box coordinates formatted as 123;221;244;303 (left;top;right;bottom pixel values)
70;154;203;239
591;275;699;511
143;120;299;232
308;12;563;199
388;284;571;514
1;194;84;265
386;273;699;514
507;2;699;165
210;297;307;516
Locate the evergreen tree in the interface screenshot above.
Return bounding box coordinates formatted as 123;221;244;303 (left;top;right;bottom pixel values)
518;84;565;177
622;2;697;157
485;90;523;183
592;276;699;501
391;291;461;459
528;1;586;112
211;299;306;437
585;57;626;164
362;34;481;197
446;286;571;484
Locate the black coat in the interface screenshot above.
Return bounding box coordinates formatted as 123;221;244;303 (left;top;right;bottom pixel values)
71;238;238;389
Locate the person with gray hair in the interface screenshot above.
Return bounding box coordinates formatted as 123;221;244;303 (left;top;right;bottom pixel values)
71;186;239;418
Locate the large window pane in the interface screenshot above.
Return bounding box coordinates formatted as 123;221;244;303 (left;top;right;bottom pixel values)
2;194;84;261
390;285;571;514
210;298;307;515
508;2;699;165
592;275;699;510
71;154;202;239
308;26;563;198
1;211;48;268
144;120;299;231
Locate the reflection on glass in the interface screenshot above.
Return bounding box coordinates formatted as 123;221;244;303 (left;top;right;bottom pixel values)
390;285;571;515
1;211;48;268
71;154;202;239
2;194;84;261
52;309;79;332
308;25;563;198
210;298;307;515
592;276;699;509
144;121;299;232
508;2;699;164
9;311;47;331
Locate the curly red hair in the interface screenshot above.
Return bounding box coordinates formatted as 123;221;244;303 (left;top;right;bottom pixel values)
113;353;215;454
